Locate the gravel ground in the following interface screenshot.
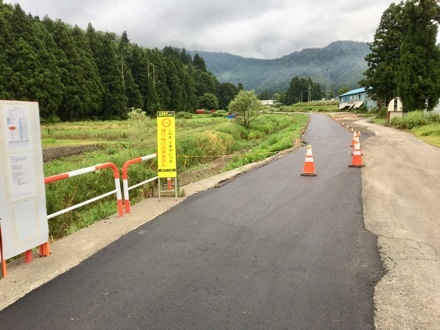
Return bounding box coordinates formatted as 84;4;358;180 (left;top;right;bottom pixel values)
356;118;440;330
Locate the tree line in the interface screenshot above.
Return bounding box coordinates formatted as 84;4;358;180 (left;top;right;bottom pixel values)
0;2;243;121
360;0;440;111
6;1;438;118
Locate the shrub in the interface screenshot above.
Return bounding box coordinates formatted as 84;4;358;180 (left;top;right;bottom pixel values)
426;111;440;123
406;111;429;129
176;130;234;170
212;110;228;117
414;124;440;136
176;111;193;119
390;110;440;130
250;123;273;135
248;131;263;139
216;123;249;140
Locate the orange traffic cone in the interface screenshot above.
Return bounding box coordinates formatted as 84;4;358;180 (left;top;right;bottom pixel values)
349;140;365;167
350;131;357;147
352;134;363;155
301;145;317;176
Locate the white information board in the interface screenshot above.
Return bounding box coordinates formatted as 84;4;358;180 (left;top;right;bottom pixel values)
0;100;48;260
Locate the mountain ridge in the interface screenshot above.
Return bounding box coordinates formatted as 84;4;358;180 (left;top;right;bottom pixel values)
188;40;370;94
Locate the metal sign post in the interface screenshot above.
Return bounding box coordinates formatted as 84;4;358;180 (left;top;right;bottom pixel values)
157;111;177;199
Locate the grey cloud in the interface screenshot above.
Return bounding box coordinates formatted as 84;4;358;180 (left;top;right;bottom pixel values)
4;0;395;59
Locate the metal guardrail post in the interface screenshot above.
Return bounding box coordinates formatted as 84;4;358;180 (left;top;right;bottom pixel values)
122;154;158;213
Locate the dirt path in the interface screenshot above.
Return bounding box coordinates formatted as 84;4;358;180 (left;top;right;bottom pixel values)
358;119;440;329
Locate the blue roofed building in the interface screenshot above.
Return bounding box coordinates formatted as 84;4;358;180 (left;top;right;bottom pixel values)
337;87;377;110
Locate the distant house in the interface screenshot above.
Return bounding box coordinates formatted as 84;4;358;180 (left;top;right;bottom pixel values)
261;100;274;106
337;87;377;110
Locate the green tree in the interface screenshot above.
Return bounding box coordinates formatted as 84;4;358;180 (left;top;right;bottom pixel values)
3;4;64;118
338;87;350;96
0;6;13;99
126;45;150;112
127;107;148;140
118;30;130;89
258;90;271;100
124;68;144;109
87;27;127;119
198;92;219;110
397;0;440;110
67;25;104;120
164;56;183;111
228;90;261;128
0;2;230;122
180;48;192;64
150;52;168;112
360;3;404;106
273;93;282;105
194;70;218;97
45;21;104;121
162;48;198;112
193;53;207;71
31;18;65;119
285;76;316;104
309;78;322;100
361;1;440;111
181;64;199;111
217;82;238;110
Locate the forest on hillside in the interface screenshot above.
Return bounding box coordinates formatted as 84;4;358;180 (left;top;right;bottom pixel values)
189;41;370;95
0;2;241;122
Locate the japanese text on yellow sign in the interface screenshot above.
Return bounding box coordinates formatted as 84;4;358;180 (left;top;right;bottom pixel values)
157;111;176;178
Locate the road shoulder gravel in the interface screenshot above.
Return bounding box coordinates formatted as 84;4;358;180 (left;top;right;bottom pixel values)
358;118;440;329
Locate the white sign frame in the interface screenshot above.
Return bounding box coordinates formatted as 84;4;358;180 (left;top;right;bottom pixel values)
0;101;48;260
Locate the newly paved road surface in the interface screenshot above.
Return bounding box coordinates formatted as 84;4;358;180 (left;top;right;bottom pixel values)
0;114;384;329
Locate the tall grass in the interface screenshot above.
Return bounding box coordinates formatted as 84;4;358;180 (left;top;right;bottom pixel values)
389;111;440;148
225;114;309;169
176;131;234;170
391;111;440;129
414;124;440;136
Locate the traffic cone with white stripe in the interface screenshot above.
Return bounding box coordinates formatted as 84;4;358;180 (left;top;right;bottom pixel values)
301;145;317;176
351;134;363;155
350;130;357;147
349;139;365;167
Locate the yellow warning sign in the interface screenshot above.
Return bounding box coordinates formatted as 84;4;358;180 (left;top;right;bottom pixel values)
157;111;176;178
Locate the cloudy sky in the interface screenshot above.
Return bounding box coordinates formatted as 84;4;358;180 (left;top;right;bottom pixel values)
4;0;396;59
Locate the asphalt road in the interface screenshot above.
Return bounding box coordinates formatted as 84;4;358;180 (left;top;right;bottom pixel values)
0;114;384;329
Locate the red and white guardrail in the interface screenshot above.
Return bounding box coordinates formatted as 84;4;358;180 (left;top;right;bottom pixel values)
2;157;161;278
122;154;158;213
44;162;124;218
